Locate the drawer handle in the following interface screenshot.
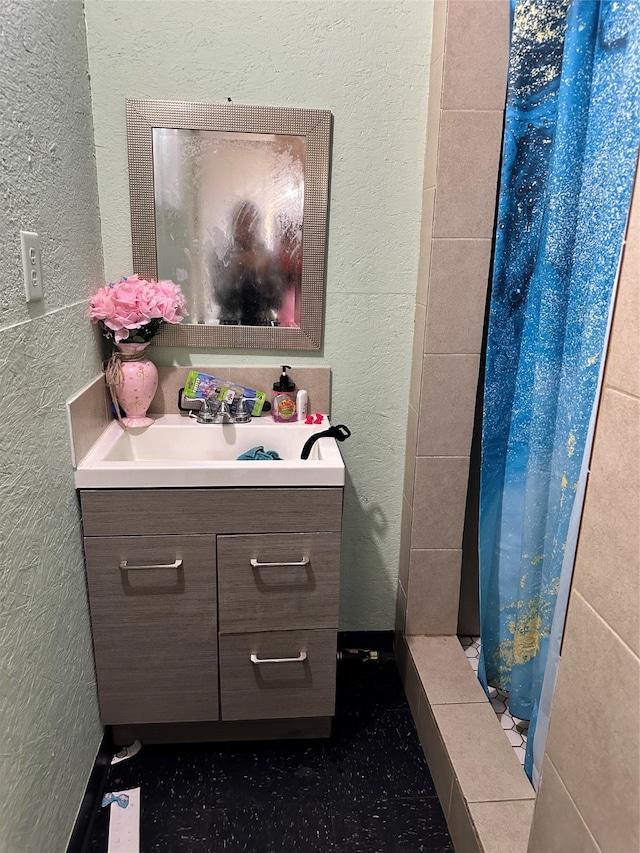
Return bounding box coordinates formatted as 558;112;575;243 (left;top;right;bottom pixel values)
250;557;309;568
119;559;183;571
250;652;308;664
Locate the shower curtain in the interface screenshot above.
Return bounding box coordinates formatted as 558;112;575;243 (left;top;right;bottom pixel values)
478;0;640;784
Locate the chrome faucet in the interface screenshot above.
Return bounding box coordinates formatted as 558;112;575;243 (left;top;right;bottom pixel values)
195;397;234;424
194;395;252;424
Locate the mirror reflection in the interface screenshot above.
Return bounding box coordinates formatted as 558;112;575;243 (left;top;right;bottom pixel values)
153;128;305;327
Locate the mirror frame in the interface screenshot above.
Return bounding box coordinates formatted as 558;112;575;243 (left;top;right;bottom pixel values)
126;99;332;350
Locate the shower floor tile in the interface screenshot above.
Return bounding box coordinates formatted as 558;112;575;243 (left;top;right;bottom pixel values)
458;636;529;766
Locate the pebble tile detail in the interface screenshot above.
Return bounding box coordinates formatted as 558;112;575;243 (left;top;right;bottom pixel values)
459;636;529;766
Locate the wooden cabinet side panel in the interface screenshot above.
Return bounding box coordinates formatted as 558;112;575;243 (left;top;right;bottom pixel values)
81;488;343;537
84;535;218;725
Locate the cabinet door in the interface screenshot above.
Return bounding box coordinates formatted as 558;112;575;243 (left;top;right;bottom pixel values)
84;535;218;725
217;533;340;633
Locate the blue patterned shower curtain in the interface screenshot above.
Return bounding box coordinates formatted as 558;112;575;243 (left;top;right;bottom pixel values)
479;0;640;783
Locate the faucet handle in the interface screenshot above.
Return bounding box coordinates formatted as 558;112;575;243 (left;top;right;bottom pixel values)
234;397;252;423
195;396;221;423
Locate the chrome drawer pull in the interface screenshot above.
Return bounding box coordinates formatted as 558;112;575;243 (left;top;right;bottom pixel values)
250;652;308;664
250;557;309;568
119;559;183;571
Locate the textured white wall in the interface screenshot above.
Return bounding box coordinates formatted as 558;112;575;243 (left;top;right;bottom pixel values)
84;0;432;629
0;2;105;851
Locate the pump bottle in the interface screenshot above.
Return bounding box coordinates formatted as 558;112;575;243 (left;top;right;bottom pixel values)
272;365;297;422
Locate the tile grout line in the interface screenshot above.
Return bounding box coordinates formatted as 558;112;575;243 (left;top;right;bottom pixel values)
544;755;604;853
572;590;640;660
0;299;88;333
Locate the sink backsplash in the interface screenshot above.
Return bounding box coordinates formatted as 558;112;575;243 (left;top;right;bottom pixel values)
67;375;112;467
67;367;332;468
148;366;331;416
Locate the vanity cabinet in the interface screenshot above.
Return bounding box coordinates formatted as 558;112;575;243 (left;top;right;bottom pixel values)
80;487;343;741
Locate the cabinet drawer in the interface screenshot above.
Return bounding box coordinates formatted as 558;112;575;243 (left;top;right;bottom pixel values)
219;630;336;721
84;535;218;725
217;533;340;633
80;488;343;537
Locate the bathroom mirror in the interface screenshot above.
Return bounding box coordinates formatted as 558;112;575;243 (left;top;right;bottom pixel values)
126;99;332;350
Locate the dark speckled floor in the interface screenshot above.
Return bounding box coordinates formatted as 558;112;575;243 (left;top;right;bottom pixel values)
87;659;453;852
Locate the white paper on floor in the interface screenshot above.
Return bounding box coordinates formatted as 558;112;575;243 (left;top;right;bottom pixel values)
102;788;140;853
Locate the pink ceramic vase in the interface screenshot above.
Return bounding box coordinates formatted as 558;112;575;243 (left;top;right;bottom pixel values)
113;342;158;428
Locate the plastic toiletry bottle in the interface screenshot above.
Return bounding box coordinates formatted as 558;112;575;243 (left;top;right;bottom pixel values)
296;389;308;420
272;365;297;422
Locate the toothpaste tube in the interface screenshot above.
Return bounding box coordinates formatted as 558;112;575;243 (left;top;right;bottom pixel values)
183;371;267;417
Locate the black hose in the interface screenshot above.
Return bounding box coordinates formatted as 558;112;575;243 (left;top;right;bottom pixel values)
300;424;351;459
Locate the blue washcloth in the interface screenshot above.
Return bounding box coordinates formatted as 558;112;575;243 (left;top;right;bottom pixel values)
236;446;283;461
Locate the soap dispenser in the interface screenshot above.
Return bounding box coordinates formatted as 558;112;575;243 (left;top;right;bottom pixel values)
272;365;297;422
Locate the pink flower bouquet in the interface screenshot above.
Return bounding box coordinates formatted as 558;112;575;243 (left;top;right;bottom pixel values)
90;274;187;343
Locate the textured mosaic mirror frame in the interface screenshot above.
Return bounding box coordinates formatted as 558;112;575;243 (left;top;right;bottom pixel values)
126;99;332;350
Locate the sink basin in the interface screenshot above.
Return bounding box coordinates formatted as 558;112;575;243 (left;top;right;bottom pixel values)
73;414;345;488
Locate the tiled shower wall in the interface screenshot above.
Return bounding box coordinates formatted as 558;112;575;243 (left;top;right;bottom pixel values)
397;0;510;636
398;3;639;850
528;171;640;853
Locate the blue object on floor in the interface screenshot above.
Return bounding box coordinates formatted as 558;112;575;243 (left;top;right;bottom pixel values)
236;446;283;461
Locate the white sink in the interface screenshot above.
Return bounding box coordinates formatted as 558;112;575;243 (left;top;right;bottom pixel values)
73;414;345;488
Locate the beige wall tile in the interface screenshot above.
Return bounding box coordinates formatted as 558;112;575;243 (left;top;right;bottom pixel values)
409;303;427;412
442;0;510;111
407;634;488;704
424;54;444;190
424;238;492;354
412;456;470;549
528;757;600;853
469;799;535;853
395;631;409;681
402;638;422;723
398;498;413;593
604;182;640;397
545;593;640;853
448;779;481;853
433;702;535;802
605;267;640;398
416;189;436;308
433;110;504;239
395;580;407;637
430;0;448;64
405;549;462;635
572;389;639;654
417;354;480;456
403;405;419;508
416;694;454;816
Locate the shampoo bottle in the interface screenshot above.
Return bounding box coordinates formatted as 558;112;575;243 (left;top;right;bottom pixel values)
272;365;297;422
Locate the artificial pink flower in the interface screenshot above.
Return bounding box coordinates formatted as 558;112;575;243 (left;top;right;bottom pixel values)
90;275;187;343
154;279;188;324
